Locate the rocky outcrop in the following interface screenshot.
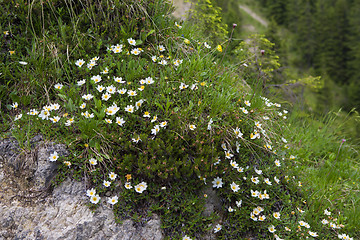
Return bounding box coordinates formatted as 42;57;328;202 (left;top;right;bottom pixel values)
0;136;163;240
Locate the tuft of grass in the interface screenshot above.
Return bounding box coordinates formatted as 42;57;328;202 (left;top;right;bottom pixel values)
285;108;360;236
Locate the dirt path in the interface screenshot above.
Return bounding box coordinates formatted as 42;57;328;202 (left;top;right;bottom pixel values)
239;5;268;27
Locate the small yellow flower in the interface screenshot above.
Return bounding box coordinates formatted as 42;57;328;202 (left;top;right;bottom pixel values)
217;45;223;52
184;39;190;44
9;50;15;55
200;82;206;86
84;143;89;148
126;174;132;181
63;113;69;117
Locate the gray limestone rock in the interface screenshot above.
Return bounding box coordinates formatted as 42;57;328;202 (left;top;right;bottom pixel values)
0;137;164;240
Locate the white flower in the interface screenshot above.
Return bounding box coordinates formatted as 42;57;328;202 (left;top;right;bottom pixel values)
143;111;151;118
225;150;234;159
86;188;96;197
135;99;144;110
51;103;60;110
132;136;141;143
173;59;183;67
251;176;259;184
50;116;61;123
112;44;123;53
230;160;238;169
145;77;154;84
114;76;125;83
91;75;102;83
309;231;318;237
160;121;168;128
49;151;59;162
235;141;240;153
128;38;136;46
214;224;222;233
264;178;272;185
212;177;223;188
254;167;262;175
131;48;141;55
14;114;22;121
103;180;111;187
179;82;188;90
268;225;276;233
151;116;157;122
207;118;213;130
240;107;248;114
128;90;137;97
273;212;281;219
27;109;39;115
102;93;111;101
82;111;94;119
175;22;182;29
151;125;160;135
324;209;331;215
321;219;329;225
90;195;100;204
106;85;116;94
54;83;63;90
77;79;86;86
19;61;28;65
251;189;259;198
228;206;235;212
108;196;118;205
125;182;132;189
65;118;74;126
82;94;94;100
135;182;148;193
158;45;165;52
80;103;86;109
89;158;97;165
109;172;117;180
116;117;125;126
182;235;191;240
189;124;196;130
75;59;85;67
158;59;167;65
330;222;340;229
234;127;243;138
204;42;211;49
100;67;109;74
38;110;50;120
87;60;96;69
191;83;198;90
106;104;120;115
125;105;134;113
236;200;242;207
118;88;127;94
274;176;280;184
299;221;310;228
275;159;281;167
151;56;157;62
244;100;251;107
230;182;239;192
